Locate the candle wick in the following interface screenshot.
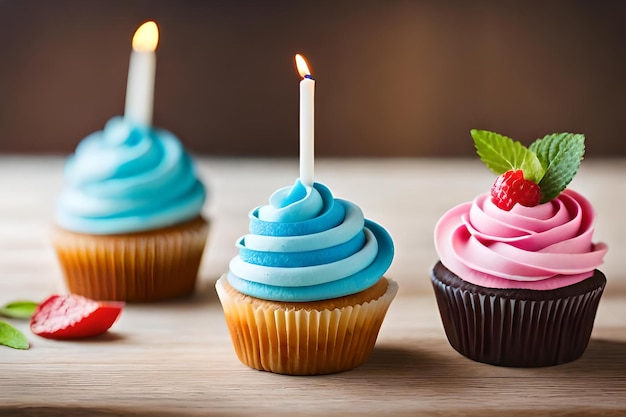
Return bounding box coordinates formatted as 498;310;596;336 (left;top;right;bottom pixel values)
304;74;314;80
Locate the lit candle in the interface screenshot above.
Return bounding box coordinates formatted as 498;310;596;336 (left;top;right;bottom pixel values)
295;54;315;187
124;21;159;126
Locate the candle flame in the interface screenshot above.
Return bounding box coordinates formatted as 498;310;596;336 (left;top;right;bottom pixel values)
132;21;159;52
295;54;312;78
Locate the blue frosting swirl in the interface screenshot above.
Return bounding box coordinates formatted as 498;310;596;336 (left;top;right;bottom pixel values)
227;179;394;302
56;117;206;234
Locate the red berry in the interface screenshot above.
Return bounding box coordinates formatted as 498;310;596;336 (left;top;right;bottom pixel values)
491;170;541;211
30;294;124;340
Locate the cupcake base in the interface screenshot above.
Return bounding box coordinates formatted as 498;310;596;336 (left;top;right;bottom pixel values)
52;216;209;302
215;275;398;375
431;261;606;367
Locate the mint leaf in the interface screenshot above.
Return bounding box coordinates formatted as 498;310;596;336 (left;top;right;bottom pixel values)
471;129;544;183
529;133;585;203
0;321;29;350
0;301;38;319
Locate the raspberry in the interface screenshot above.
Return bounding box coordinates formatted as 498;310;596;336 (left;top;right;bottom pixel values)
491;170;541;211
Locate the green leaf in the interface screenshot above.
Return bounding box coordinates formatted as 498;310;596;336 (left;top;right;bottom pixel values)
529;133;585;203
0;301;39;319
0;321;29;350
471;129;544;183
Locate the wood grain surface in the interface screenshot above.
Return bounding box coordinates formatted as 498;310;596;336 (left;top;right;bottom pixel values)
0;156;624;416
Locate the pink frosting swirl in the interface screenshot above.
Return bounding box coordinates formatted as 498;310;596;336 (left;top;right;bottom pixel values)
434;189;608;290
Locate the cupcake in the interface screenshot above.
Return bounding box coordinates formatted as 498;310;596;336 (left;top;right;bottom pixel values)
215;179;397;375
432;129;608;367
52;116;209;302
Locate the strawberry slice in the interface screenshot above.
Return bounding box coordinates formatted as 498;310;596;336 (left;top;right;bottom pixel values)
30;294;123;340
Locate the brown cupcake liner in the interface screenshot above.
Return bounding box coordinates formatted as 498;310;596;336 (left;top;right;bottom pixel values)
215;275;398;375
52;216;209;302
431;261;606;367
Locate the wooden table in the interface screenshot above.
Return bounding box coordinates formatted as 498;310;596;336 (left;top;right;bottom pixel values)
1;156;624;416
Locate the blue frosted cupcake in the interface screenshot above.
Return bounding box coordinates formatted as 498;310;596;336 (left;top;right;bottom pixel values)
215;179;397;375
52;117;209;302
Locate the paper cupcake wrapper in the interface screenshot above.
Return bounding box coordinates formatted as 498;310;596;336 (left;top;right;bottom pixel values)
215;276;398;375
52;217;209;302
431;262;606;367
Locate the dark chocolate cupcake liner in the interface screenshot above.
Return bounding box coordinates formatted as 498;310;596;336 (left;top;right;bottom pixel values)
431;261;606;367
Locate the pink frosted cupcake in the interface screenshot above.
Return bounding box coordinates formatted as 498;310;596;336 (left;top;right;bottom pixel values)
432;130;608;367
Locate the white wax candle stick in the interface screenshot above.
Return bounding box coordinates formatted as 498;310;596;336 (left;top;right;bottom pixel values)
124;21;159;126
299;76;315;186
296;54;315;187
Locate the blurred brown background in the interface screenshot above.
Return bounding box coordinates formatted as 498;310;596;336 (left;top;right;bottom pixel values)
0;0;624;157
